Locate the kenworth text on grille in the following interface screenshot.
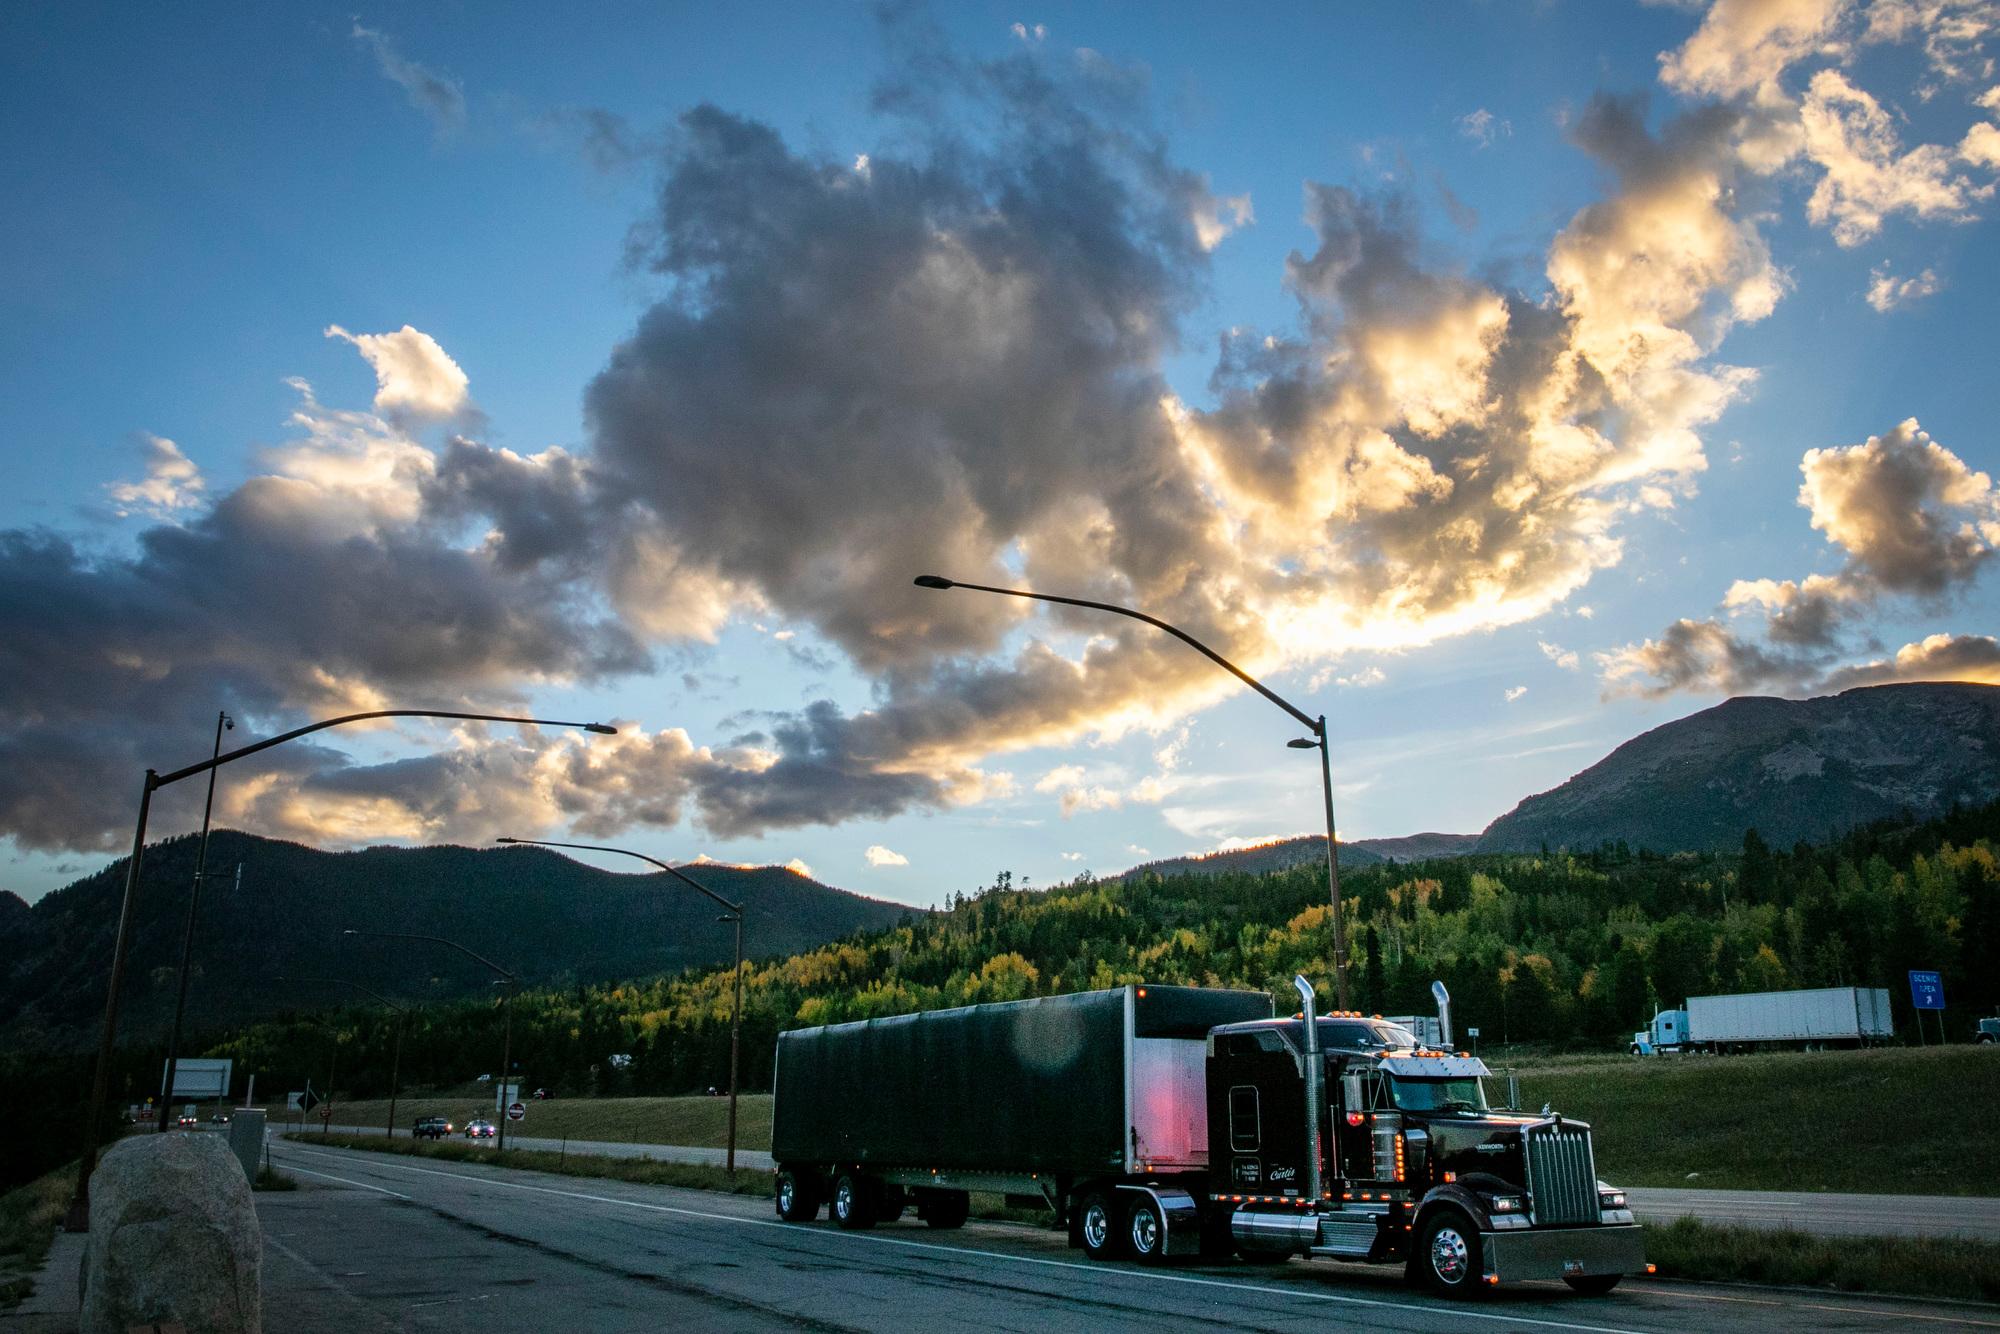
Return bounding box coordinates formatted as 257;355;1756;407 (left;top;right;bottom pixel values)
769;980;1644;1298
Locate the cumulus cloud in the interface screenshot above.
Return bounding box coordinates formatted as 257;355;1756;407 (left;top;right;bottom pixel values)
325;324;474;422
1456;108;1512;146
864;844;909;867
352;23;466;137
1800;71;1994;244
1539;640;1581;669
1604;419;2000;696
105;435;205;520
1866;263;1944;309
1658;0;1848;98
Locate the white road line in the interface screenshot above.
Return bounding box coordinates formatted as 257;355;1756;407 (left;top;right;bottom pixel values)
278;1161;412;1199
1640;1286;2000;1329
275;1145;1641;1334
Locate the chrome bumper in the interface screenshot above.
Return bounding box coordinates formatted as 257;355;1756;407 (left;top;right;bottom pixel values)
1485;1224;1645;1282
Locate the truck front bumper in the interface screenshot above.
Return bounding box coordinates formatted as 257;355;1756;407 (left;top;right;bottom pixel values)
1485;1224;1645;1283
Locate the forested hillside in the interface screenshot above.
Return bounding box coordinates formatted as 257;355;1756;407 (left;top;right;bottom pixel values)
197;800;2000;1112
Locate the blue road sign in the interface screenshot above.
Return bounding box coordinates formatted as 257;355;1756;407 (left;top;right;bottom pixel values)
1908;969;1945;1011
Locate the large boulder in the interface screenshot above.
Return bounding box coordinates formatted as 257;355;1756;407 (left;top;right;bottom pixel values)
83;1133;261;1334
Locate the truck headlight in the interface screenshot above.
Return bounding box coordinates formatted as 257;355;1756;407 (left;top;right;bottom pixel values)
1598;1190;1626;1209
1485;1194;1524;1214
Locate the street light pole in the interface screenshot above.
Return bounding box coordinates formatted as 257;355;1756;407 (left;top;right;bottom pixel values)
341;930;519;1152
158;710;232;1133
495;836;747;1174
914;573;1352;1009
65;709;615;1231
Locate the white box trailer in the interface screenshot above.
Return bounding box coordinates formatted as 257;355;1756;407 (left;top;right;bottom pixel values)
1635;986;1892;1053
1690;987;1892;1045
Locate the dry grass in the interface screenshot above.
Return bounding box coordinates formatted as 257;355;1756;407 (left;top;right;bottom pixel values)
1648;1216;2000;1303
0;1165;74;1310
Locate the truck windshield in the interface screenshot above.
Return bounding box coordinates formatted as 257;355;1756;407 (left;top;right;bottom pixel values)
1319;1019;1420;1050
1387;1077;1489;1114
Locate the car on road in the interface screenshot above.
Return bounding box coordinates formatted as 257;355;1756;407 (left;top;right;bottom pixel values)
414;1116;454;1139
175;1114;198;1129
465;1119;498;1139
208;1113;231;1125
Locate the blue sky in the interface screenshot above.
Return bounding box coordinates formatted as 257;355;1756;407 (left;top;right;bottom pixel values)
3;1;1997;907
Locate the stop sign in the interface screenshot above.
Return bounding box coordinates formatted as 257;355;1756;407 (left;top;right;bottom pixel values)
507;1101;526;1121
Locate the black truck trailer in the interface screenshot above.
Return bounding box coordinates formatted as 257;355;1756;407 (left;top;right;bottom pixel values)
771;977;1646;1298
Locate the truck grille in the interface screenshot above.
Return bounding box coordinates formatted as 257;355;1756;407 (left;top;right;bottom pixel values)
1523;1122;1597;1226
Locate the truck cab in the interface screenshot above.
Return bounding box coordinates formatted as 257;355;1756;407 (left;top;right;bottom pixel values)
1204;992;1643;1296
1630;1009;1689;1055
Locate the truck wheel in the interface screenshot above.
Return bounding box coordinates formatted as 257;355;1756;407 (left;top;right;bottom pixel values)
918;1190;969;1229
775;1170;820;1222
1077;1190;1126;1261
877;1185;907;1224
1628;1044;1641;1055
1416;1209;1484;1298
832;1172;877;1230
1126;1195;1169;1265
1564;1274;1621;1296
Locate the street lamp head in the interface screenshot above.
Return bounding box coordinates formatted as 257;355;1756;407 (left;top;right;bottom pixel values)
340;929;358;937
1287;737;1320;750
495;837;521;845
912;574;955;590
583;722;618;735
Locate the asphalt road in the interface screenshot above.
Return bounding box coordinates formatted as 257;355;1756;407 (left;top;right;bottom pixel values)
306;1124;2000;1242
261;1140;2000;1333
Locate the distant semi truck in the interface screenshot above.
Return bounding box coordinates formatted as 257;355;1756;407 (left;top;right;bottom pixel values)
1631;986;1892;1054
771;980;1644;1297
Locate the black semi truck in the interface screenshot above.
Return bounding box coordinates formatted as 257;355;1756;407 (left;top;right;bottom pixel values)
770;977;1645;1297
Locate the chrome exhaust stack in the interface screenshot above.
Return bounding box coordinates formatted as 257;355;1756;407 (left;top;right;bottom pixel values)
1431;979;1453;1050
1293;974;1324;1209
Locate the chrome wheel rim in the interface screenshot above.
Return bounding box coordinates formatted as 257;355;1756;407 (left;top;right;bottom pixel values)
778;1179;795;1213
1082;1202;1110;1249
1130;1205;1159;1254
836;1180;854;1219
1430;1225;1470;1284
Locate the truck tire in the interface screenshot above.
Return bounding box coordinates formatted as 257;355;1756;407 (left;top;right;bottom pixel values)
832;1172;877;1230
775;1170;820;1222
1076;1190;1126;1261
1126;1195;1169;1265
877;1185;907;1224
917;1190;969;1229
1415;1208;1484;1298
1564;1274;1621;1296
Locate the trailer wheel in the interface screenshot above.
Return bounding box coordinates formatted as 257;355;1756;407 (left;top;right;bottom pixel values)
877;1185;907;1224
832;1172;877;1230
1126;1195;1169;1265
1564;1274;1621;1296
1076;1190;1126;1260
774;1169;820;1222
1415;1208;1484;1298
917;1190;969;1229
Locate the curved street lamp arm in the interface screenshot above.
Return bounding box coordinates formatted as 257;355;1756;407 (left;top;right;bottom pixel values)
496;836;748;920
914;576;1319;734
155;711;617;788
341;929;518;983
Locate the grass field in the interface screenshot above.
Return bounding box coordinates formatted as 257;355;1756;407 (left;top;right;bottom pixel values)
1503;1045;2000;1193
275;1045;2000;1195
0;1165;73;1310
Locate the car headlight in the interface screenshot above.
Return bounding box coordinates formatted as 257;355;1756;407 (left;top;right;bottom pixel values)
1599;1190;1627;1209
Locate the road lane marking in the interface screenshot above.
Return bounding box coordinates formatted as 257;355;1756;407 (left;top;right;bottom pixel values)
275;1146;1641;1334
279;1161;412;1199
1637;1286;2000;1329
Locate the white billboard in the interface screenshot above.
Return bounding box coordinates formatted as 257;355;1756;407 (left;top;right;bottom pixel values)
164;1058;233;1099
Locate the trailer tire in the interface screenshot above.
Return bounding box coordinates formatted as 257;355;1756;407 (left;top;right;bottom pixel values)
1415;1208;1484;1298
1126;1195;1169;1265
832;1172;877;1230
1564;1274;1621;1296
877;1185;907;1224
774;1169;820;1222
1076;1190;1126;1261
917;1190;969;1229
